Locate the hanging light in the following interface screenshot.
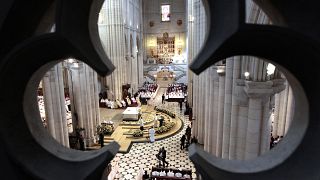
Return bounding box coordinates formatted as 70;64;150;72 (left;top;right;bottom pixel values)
244;72;250;80
68;58;75;63
73;63;79;68
267;63;276;75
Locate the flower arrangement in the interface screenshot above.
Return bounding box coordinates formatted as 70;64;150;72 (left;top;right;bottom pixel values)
154;107;176;118
97;124;114;135
155;122;175;134
166;121;175;129
133;129;143;137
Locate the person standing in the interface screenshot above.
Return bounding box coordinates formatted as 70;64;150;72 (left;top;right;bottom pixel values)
79;135;85;151
162;94;165;104
99;133;104;147
156;148;163;167
149;127;155;143
185;133;191;148
153;114;158;128
180;135;186;150
186;125;191;142
142;170;149;180
161;147;169;167
159;116;164;127
139;118;144;131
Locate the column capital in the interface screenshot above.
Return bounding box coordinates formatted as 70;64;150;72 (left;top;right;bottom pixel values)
244;79;286;98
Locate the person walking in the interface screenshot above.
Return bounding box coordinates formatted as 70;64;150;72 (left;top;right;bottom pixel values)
156;148;163;167
180;134;186;150
185;126;191;148
185;133;191;148
186;125;191;136
162;94;165;104
161;147;169;167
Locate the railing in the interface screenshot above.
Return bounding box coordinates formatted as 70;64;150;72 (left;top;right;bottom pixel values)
145;74;156;81
174;72;186;81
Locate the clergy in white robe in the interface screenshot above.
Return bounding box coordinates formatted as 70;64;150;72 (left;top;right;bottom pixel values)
149;127;155;143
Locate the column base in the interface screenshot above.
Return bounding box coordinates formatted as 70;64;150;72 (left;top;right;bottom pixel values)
85;137;95;147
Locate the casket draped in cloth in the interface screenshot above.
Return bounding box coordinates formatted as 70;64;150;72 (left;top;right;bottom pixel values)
122;107;140;121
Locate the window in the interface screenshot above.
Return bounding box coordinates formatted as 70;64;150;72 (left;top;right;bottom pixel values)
161;4;170;22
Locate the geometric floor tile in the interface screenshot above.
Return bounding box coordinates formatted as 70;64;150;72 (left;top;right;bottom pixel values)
108;101;198;179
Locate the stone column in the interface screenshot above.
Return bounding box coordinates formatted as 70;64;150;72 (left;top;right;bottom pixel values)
229;57;241;159
98;0;126;100
67;62;100;147
245;97;263;160
260;97;271;155
273;81;294;137
197;71;206;144
222;59;233;159
188;71;194;107
235;79;248;160
236;107;249;159
93;72;101;131
79;63;89;145
204;68;212;151
209;66;219;155
216;66;225;158
84;65;95;145
244;80;285;160
43;73;56;138
285;86;294;134
277;83;289;137
187;0;195;106
42;63;69;147
272;93;280;138
192;74;199;138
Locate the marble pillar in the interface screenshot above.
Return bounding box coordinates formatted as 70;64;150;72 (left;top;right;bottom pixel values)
243;80;285;159
236;105;249;160
285;86;294;134
260;98;271;155
245;97;263;160
204;68;212;151
235;79;248;160
42;63;69;147
67;62;100;147
187;0;195;106
216;66;225;157
197;71;206;144
210;66;219;155
222;59;233;159
98;0;127;100
229;57;241;159
192;74;199;138
277;84;289;137
272;93;280;138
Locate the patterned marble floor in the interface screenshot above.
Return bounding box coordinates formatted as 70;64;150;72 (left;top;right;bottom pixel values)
108;101;197;180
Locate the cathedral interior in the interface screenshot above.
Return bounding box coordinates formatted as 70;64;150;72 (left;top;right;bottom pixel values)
0;0;320;179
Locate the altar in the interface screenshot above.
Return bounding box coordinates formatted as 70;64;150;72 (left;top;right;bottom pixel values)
122;107;141;121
